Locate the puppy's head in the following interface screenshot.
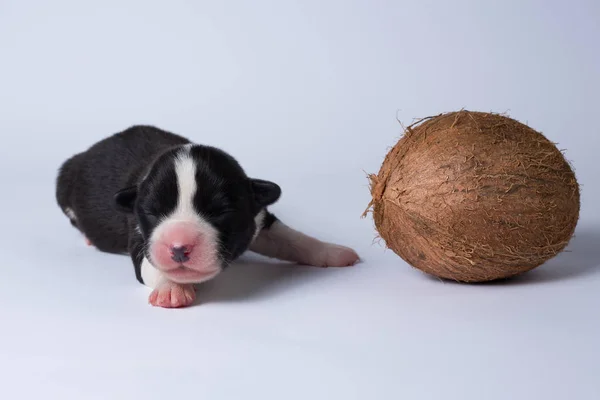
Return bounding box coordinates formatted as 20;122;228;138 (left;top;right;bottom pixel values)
114;144;280;284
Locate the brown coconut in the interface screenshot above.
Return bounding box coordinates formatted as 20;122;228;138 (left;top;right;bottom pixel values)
364;110;580;282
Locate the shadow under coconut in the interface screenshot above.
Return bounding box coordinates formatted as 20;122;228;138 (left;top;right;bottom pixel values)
191;254;346;305
507;226;600;284
428;226;600;286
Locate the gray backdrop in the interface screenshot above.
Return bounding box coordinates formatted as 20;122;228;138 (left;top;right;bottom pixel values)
1;1;598;399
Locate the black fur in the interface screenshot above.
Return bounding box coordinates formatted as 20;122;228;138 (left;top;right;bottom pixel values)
56;125;280;284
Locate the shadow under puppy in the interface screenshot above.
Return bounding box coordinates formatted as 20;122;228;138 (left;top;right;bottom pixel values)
56;126;359;308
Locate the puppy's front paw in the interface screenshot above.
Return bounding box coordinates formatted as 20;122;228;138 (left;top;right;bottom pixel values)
315;244;360;268
149;281;196;308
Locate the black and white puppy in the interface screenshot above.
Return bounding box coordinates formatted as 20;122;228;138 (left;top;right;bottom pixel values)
56;126;359;308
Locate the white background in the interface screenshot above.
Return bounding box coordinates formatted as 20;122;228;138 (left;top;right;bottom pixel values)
1;1;599;399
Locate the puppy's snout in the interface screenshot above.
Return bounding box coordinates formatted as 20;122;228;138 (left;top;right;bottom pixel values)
170;245;191;263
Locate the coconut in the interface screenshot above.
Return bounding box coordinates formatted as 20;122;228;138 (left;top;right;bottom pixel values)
364;110;580;282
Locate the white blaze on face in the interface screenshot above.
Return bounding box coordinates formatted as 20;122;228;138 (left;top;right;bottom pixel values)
147;146;221;284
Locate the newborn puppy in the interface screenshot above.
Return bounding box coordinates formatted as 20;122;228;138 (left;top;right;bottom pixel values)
56;125;359;308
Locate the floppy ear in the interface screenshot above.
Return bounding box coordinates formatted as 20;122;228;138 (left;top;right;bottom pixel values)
114;186;138;214
250;179;281;208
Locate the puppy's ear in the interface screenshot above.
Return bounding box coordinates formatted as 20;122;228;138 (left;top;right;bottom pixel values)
114;186;138;213
250;179;281;208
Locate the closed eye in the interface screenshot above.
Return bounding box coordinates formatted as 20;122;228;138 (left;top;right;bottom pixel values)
142;212;159;225
217;208;236;217
210;208;236;220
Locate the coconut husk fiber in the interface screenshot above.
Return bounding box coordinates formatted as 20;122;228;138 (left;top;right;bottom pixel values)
364;110;580;283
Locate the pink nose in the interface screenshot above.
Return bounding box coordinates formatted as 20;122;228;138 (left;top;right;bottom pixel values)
170;245;192;263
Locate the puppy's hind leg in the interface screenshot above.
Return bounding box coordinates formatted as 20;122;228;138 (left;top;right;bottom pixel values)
56;153;93;246
250;214;360;268
56;153;81;213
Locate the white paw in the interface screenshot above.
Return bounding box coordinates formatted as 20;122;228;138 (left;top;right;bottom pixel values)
148;281;196;308
312;244;360;268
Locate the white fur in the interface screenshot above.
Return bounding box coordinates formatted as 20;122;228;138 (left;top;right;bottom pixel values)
253;209;266;241
147;146;220;269
250;220;320;264
65;207;76;221
249;220;359;267
141;144;192;182
140;256;164;288
173;150;197;215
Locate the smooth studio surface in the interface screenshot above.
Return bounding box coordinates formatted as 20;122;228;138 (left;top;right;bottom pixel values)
1;1;599;399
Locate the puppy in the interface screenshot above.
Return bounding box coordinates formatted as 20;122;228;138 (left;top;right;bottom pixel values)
56;125;359;308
